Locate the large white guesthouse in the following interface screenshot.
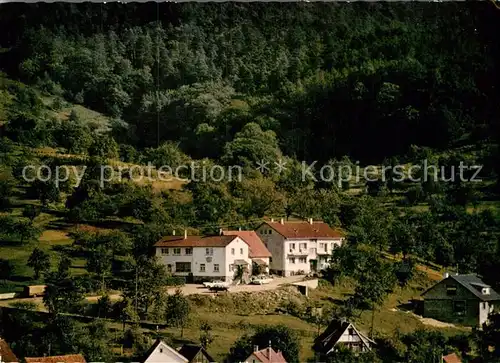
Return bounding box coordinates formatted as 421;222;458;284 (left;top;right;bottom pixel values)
256;219;344;276
154;231;252;283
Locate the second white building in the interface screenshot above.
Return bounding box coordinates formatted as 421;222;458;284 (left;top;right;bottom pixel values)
154;232;252;283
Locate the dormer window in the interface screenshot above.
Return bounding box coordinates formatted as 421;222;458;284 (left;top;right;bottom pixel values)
482;287;490;295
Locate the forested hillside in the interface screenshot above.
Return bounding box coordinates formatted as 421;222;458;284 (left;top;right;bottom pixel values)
1;3;499;162
1;3;500;362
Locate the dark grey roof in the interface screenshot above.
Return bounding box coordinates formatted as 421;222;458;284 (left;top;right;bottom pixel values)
178;344;215;363
450;274;500;301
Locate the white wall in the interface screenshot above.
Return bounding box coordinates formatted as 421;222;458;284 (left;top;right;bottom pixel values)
156;246;226;278
225;237;252;279
144;341;188;363
155;237;252;281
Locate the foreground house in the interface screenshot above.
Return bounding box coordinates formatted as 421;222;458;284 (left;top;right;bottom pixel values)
313;319;374;356
442;352;462;363
142;339;215;363
244;344;287;363
222;230;272;274
421;273;500;327
142;339;188;363
0;339;18;363
178;344;215;363
155;231;251;283
25;354;86;363
256;219;344;276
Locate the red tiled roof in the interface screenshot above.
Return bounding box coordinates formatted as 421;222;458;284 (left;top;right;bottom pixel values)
264;221;343;239
154;235;237;247
443;353;461;363
0;339;18;363
251;347;287;363
25;354;86;363
222;231;271;258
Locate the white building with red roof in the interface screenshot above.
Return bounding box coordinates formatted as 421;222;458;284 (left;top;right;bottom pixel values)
154;230;252;283
222;230;271;274
256;218;344;276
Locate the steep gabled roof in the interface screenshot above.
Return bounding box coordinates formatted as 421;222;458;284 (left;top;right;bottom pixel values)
25;355;86;363
141;339;188;363
222;231;271;258
422;274;500;302
177;344;215;363
249;347;287;363
262;221;343;239
313;319;373;354
0;339;18;363
154;235;238;248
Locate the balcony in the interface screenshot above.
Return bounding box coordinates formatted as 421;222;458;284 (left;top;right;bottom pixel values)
288;248;309;256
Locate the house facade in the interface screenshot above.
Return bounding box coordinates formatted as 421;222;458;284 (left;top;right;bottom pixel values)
154;232;251;283
256;219;344;276
313;319;373;357
222;230;272;274
422;274;500;327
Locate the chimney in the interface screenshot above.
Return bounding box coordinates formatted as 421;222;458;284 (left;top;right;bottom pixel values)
443;272;449;279
253;345;259;353
219;228;223;235
184;230;187;239
238;227;242;231
309;218;313;224
271;218;274;223
173;230;176;236
268;340;272;356
280;218;284;225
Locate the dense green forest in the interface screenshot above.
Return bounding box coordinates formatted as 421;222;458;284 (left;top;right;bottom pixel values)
1;3;499;162
1;3;500;362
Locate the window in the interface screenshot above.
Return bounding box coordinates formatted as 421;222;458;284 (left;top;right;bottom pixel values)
185;248;193;255
161;248;169;255
175;262;191;272
319;243;325;250
167;264;172;272
240;248;243;255
300;243;307;250
229;264;234;272
159;348;163;353
323;243;328;252
290;243;296;250
206;248;213;256
214;264;220;272
446;286;457;296
200;264;206;272
231;248;235;255
453;300;466;315
299;257;307;263
268;229;272;234
173;248;181;256
289;257;296;264
348;328;354;336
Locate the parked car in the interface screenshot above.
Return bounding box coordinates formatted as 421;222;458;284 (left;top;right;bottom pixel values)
209;284;229;292
250;275;273;285
203;280;229;288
